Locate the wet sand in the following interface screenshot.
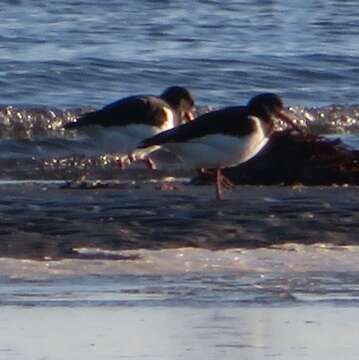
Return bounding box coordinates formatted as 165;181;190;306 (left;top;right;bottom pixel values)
2;305;359;360
0;181;358;259
1;182;358;360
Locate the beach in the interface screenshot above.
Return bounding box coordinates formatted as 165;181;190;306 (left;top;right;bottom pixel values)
0;182;358;259
1;182;359;360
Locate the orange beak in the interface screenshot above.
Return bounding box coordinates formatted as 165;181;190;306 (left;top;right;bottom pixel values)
277;111;305;136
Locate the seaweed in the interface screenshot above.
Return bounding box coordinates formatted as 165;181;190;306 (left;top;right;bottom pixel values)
194;130;359;186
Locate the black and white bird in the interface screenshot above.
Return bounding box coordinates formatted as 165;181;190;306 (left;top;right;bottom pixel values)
138;93;304;199
64;86;195;169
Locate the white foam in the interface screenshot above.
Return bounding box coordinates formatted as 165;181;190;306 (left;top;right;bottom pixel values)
1;244;359;280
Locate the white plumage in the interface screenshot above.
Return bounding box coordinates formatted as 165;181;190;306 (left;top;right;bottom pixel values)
164;116;270;169
76;107;174;162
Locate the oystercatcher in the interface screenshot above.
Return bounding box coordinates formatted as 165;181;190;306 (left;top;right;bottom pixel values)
138;93;304;199
64;86;194;169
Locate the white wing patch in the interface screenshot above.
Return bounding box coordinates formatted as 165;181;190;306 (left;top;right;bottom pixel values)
161;106;175;130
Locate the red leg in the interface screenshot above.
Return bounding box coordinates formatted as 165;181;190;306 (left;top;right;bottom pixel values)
117;155;134;169
128;154;135;163
142;157;156;170
215;168;223;200
199;168;235;190
117;158;126;170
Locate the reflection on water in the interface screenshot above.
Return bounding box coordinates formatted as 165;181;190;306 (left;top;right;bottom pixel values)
1;246;359;358
1;304;359;359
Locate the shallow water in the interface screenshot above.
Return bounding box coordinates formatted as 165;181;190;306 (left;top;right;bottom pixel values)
2;244;359;306
2;305;359;360
2;244;359;359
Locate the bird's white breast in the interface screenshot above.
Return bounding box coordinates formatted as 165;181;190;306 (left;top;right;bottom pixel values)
164;116;270;169
161;106;175;130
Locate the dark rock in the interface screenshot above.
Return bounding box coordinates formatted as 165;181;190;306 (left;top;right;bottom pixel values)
193;130;359;185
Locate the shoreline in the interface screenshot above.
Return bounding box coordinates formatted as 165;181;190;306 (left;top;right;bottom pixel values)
0;182;358;260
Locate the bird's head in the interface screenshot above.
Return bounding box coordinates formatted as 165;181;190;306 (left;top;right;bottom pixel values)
247;93;304;135
161;86;195;123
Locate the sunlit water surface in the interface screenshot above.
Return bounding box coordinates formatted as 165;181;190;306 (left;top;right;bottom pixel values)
1;245;359;359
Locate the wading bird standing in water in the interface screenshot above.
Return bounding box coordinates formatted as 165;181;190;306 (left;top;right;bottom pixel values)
64;86;195;169
138;93;304;200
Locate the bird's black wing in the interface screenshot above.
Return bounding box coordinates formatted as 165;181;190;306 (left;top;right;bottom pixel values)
138;106;255;148
64;96;170;129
